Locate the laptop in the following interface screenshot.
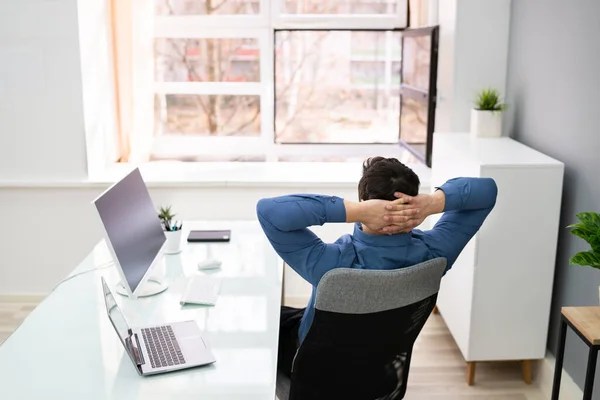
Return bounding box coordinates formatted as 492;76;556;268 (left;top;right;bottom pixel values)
101;277;216;375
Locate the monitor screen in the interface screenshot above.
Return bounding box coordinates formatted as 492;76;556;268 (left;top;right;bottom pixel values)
94;168;165;293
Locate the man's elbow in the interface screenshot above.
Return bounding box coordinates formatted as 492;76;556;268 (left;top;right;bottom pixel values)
256;198;274;222
256;197;288;232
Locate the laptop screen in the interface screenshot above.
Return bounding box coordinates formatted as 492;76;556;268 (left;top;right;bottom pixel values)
102;278;137;363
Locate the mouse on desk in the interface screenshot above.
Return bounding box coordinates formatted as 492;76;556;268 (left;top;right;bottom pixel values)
198;259;222;270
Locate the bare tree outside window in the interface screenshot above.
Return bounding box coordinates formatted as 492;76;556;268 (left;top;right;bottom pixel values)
154;0;262;136
151;0;431;158
155;0;260;15
399;32;432;145
282;0;399;14
275;30;402;143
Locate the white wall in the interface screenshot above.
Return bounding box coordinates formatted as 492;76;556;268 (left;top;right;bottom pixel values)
434;0;457;132
435;0;511;133
0;0;88;182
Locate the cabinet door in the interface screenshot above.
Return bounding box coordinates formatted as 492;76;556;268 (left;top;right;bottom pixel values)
468;165;563;361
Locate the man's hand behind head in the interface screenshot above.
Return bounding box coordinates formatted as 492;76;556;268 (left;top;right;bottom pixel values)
345;189;445;235
380;190;446;234
378;193;425;234
345;198;414;234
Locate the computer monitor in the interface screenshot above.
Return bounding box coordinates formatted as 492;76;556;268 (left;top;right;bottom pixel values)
93;168;168;298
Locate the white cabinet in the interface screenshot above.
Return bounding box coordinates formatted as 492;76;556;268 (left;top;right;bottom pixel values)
431;133;564;383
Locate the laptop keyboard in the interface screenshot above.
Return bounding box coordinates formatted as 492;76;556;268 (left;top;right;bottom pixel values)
141;325;186;369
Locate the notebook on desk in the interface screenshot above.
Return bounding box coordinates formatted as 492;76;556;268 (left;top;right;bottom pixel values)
180;275;221;306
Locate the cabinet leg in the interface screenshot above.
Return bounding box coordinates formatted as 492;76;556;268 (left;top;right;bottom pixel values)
522;360;532;384
467;362;476;386
432;305;439;314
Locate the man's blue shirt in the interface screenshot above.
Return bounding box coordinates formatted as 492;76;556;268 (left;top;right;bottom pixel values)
256;177;498;343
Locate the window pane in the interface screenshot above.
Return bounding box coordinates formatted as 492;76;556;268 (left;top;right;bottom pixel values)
350;61;401;85
282;0;400;14
155;38;260;82
351;31;402;58
155;94;260;136
275;30;401;144
400;96;427;145
402;34;430;89
155;0;259;15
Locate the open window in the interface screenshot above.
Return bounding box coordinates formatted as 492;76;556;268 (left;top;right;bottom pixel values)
105;1;446;167
399;25;439;167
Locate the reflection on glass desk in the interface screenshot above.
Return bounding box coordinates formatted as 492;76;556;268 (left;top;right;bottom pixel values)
0;222;283;400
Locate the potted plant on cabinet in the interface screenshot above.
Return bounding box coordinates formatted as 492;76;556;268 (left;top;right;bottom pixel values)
568;212;600;302
470;88;507;138
158;205;183;254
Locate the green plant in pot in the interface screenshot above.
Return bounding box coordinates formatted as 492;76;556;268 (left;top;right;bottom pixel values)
158;205;183;254
471;88;507;139
568;212;600;302
158;205;176;231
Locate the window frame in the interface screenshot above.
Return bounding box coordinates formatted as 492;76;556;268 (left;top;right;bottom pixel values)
398;25;439;168
131;0;411;163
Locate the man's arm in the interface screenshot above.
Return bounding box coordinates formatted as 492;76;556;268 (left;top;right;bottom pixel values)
422;178;498;271
383;178;497;271
256;194;399;286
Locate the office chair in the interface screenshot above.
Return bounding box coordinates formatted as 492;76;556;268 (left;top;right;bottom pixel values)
276;257;447;400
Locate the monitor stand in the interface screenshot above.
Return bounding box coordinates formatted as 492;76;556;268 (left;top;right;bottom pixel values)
115;278;169;297
115;257;169;297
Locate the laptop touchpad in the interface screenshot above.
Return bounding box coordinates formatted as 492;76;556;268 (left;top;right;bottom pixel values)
173;320;201;339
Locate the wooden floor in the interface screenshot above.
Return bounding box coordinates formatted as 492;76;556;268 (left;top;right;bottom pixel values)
0;301;546;399
0;301;38;344
408;314;545;399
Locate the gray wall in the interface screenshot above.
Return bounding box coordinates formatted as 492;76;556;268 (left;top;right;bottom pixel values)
505;0;600;393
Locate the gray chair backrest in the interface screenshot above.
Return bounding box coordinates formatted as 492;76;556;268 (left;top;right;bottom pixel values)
315;257;447;314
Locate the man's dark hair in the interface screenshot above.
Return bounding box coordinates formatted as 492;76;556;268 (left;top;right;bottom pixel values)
358;157;420;201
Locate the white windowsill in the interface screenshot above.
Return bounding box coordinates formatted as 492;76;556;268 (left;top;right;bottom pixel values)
0;162;431;189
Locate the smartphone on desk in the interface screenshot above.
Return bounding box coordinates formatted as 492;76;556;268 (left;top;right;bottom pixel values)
187;230;231;243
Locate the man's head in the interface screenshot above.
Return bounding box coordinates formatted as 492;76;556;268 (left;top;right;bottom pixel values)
358;157;420;201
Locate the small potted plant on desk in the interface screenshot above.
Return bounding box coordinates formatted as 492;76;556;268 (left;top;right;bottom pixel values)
158;205;183;254
568;212;600;302
471;87;507;138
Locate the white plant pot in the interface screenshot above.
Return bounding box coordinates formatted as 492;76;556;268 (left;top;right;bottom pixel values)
164;230;183;254
470;109;503;138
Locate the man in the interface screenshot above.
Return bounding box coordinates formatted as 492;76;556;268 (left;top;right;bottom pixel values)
256;157;498;377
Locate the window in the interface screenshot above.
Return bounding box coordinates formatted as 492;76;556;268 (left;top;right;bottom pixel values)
274;30;402;144
399;26;439;167
112;0;438;164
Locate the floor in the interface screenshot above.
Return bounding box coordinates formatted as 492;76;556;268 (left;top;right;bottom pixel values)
0;300;38;344
0;301;546;400
408;313;545;399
